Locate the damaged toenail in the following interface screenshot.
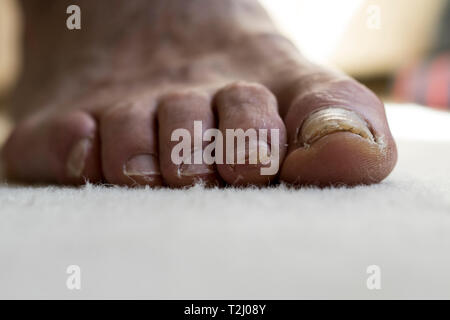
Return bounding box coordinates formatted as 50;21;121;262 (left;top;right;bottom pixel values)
299;107;375;145
258;141;272;165
178;148;214;177
179;164;214;177
124;154;160;178
67;138;92;178
235;139;271;165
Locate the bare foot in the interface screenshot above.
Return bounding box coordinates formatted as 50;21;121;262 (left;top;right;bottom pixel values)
1;0;397;187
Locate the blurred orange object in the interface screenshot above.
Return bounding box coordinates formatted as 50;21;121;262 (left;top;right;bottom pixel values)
393;53;450;110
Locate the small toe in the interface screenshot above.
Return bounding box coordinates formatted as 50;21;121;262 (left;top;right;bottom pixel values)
1;110;102;184
157;90;220;187
100;96;162;186
214;81;287;186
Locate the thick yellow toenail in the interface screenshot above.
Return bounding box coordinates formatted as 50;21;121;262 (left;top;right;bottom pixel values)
124;154;160;179
66;138;92;178
299;107;375;146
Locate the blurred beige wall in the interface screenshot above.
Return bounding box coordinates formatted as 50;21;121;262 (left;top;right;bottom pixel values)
0;0;19;144
0;0;21;98
332;0;446;77
261;0;446;76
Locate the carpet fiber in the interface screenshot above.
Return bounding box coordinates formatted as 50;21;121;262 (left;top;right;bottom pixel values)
1;104;449;299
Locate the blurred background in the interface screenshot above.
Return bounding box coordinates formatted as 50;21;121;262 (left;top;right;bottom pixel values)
0;0;449;145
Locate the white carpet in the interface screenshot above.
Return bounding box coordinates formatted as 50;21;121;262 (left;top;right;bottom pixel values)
0;103;450;299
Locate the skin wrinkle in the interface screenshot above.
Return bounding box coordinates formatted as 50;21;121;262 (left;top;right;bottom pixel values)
2;0;397;187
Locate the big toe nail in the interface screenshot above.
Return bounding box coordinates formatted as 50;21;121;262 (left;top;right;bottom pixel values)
300;107;374;146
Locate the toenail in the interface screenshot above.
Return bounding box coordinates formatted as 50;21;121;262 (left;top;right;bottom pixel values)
179;164;214;177
67;138;92;178
124;154;160;178
235;139;271;165
178;148;214;177
299;107;375;146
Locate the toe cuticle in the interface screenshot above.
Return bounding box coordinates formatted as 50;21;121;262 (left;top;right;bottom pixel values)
177;147;214;178
124;154;160;179
67;138;92;178
179;164;214;177
299;107;375;146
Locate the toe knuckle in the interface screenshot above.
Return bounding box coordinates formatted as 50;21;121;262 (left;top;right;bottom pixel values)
102;101;141;124
219;81;275;102
52;111;96;136
217;82;276;111
159;90;209;113
222;81;271;96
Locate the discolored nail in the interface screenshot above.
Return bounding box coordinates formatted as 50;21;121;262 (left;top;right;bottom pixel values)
67;138;92;178
300;107;374;145
179;148;214;177
235;139;271;165
179;164;214;177
257;141;272;165
124;154;160;178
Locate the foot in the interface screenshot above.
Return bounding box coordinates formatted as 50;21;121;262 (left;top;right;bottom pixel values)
1;0;397;187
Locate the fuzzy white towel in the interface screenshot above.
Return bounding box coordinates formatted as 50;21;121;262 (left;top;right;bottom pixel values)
1;104;449;299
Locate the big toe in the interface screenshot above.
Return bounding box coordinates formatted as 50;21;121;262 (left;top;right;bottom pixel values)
280;77;397;186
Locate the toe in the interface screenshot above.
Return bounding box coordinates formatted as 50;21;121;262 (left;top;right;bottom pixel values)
157;90;220;187
214;81;287;186
100;96;162;186
1;110;101;184
280;74;397;186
